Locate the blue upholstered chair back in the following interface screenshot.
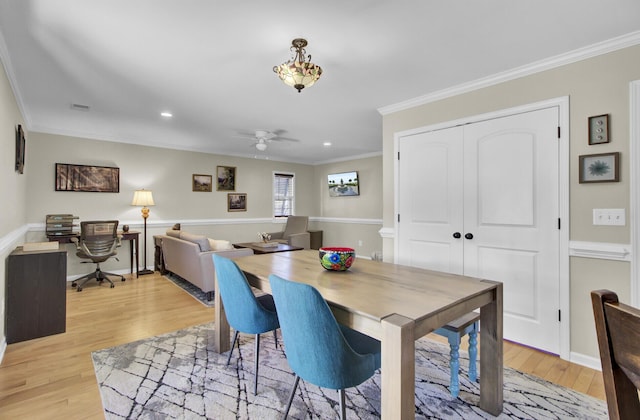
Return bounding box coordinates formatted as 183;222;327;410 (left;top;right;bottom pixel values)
269;274;381;390
213;255;279;334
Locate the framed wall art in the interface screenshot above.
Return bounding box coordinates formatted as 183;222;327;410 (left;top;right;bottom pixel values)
227;193;247;212
55;163;120;192
192;174;212;192
217;166;236;191
15;124;25;174
588;114;610;145
327;170;359;197
579;152;619;183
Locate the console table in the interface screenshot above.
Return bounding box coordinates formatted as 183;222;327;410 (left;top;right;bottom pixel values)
233;242;303;254
49;230;140;277
7;247;67;343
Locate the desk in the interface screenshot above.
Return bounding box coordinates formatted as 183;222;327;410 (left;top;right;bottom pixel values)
49;231;140;277
217;250;503;419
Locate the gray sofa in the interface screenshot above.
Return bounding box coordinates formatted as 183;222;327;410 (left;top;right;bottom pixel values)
159;230;253;300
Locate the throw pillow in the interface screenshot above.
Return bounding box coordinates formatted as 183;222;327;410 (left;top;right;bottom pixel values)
166;229;181;238
208;238;234;251
179;232;211;252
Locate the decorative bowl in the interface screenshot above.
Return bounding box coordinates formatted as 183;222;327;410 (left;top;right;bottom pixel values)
319;247;355;271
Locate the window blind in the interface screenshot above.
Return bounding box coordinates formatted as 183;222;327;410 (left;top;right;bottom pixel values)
273;172;294;217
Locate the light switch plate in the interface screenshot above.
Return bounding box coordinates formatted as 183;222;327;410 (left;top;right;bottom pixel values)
593;208;625;226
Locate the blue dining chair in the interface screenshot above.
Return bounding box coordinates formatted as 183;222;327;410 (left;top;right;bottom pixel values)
269;274;381;420
212;255;280;395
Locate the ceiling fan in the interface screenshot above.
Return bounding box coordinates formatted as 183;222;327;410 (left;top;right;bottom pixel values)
236;129;299;151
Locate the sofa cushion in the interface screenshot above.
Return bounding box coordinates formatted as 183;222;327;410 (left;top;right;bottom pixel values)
179;232;211;252
208;238;234;251
166;229;181;238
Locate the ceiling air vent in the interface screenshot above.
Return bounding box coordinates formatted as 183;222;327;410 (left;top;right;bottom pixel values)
70;103;90;111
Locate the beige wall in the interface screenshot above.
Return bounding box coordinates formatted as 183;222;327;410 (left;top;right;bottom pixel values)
381;44;640;359
0;58;27;343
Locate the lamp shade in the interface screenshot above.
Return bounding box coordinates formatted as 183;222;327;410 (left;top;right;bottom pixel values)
131;189;155;207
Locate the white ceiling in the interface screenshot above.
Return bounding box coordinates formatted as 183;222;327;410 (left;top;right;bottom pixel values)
1;1;640;164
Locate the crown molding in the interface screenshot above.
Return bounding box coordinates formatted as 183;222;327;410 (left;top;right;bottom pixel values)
378;30;640;115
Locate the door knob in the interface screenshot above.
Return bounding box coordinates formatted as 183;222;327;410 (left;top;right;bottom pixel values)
465;233;474;240
453;232;461;239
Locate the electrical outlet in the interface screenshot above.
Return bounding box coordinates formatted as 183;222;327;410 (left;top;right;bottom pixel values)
593;209;626;226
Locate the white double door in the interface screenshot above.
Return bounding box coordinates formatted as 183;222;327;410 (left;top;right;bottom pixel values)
397;107;560;354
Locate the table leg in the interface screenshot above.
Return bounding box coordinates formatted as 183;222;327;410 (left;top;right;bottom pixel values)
381;314;415;420
479;283;503;415
134;236;139;277
214;272;230;353
129;238;134;277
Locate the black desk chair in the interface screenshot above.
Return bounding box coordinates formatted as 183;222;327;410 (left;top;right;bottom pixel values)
71;221;125;292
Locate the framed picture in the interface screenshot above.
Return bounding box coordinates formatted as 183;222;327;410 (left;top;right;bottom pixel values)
55;163;120;192
227;193;247;212
588;114;610;145
192;174;212;192
579;152;619;183
328;171;360;197
217;166;236;191
15;124;25;174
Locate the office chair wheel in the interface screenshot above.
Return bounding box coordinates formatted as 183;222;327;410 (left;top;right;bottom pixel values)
110;284;115;288
71;281;77;287
77;287;83;292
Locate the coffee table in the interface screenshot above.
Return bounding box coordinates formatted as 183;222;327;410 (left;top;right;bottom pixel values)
233;242;303;254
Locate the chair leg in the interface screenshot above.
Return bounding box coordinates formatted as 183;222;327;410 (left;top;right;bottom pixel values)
254;333;260;395
283;375;300;420
273;329;278;348
338;389;346;420
227;331;239;366
468;323;478;382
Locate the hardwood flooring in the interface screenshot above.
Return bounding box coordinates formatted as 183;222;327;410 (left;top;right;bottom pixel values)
0;272;604;419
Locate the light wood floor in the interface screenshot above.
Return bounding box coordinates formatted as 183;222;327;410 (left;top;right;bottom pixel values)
0;272;605;419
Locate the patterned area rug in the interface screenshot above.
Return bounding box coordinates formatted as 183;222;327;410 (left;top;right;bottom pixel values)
92;323;607;419
163;274;214;307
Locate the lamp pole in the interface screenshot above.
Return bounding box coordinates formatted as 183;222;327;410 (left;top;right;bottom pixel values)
132;189;155;276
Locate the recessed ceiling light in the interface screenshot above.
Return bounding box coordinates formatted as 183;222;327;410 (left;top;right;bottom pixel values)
323;142;332;147
160;112;173;118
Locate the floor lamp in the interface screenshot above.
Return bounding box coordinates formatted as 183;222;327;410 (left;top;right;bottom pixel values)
131;189;155;276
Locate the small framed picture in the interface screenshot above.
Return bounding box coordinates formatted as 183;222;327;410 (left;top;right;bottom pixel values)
217;166;236;191
588;114;609;145
579;152;619;183
15;124;25;174
192;174;212;192
227;193;247;212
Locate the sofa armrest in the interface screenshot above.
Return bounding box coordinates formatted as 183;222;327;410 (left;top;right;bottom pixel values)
288;232;310;249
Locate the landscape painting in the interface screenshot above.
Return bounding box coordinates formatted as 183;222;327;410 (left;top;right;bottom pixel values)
328;171;359;197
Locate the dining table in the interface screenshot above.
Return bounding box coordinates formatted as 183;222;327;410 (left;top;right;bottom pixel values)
213;250;503;419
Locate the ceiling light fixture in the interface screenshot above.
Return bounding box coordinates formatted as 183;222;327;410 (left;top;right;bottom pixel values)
273;38;322;93
255;140;268;151
161;112;172;118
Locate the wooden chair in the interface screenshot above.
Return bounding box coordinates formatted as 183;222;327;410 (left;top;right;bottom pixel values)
591;289;640;420
433;312;479;397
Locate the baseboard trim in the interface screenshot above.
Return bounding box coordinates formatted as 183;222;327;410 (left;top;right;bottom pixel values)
570;351;602;372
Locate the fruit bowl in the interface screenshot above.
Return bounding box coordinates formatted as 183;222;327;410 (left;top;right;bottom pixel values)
319;247;355;271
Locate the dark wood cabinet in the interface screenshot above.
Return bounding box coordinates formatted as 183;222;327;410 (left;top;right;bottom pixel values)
308;230;323;250
6;247;67;344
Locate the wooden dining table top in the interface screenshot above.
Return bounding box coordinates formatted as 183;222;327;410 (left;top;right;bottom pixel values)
234;249;500;337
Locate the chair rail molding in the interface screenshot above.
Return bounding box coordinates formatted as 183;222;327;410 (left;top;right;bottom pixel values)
569;241;632;262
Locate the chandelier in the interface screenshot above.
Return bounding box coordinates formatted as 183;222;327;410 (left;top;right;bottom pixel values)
273;38;323;93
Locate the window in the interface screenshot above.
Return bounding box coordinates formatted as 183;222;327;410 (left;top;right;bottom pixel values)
273;172;295;217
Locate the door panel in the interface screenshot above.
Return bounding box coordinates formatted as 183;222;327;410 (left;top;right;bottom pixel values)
398;128;464;275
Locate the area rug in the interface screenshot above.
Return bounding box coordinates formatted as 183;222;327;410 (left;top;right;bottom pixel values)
163;274;214;307
92;323;607;419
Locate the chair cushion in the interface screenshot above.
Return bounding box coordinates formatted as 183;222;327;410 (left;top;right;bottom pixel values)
208;238;234;251
179;232;211;252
